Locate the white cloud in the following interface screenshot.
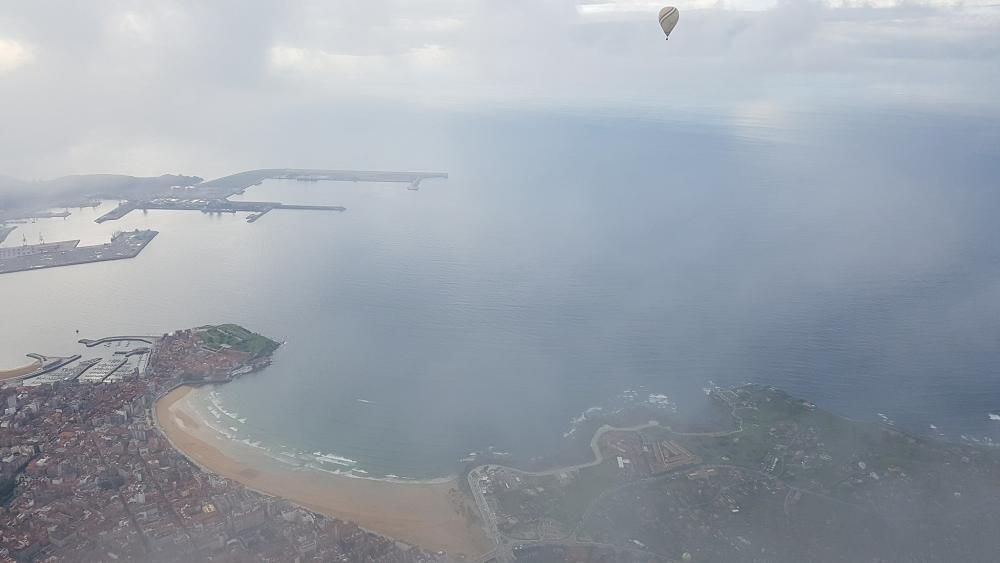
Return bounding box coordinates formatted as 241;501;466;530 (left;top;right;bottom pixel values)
0;0;996;176
255;0;1000;109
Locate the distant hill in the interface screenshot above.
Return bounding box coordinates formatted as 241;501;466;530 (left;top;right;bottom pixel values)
0;175;27;196
0;173;203;217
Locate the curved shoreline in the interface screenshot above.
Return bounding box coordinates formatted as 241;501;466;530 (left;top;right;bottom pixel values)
154;385;491;558
195;385;457;485
0;358;43;381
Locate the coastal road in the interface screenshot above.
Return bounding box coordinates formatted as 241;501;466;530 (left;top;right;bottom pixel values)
468;466;509;561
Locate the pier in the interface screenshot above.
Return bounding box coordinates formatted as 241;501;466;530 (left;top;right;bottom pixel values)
79;336;156;347
17;210;71;219
275;203;346;211
98;200;346;223
95;201;137;223
199;168;449;197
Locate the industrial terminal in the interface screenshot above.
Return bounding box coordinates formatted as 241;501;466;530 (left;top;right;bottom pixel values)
0;230;158;275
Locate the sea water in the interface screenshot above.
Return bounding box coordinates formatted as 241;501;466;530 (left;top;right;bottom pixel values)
2;106;999;477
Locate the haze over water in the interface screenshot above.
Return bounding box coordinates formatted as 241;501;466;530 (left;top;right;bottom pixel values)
2;107;999;477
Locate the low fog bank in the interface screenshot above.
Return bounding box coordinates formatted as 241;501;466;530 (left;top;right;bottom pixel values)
0;173;202;218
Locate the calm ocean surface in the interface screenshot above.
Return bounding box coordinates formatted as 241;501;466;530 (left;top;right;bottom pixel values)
2;107;999;477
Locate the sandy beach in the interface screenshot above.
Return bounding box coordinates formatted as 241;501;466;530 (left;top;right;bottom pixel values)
155;386;490;558
0;358;42;381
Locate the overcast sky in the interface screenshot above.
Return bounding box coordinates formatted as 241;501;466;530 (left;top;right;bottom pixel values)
1;0;997;178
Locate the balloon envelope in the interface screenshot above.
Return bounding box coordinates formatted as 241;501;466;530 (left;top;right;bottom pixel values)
659;6;679;38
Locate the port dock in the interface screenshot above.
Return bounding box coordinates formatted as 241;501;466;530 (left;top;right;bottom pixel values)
0;230;158;275
95;168;443;224
0;225;15;244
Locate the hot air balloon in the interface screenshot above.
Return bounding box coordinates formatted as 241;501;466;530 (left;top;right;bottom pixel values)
659;6;679;40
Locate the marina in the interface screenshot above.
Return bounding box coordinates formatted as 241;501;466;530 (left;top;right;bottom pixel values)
78;356;129;383
8;338;155;388
0;353;81;384
20;358;101;386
